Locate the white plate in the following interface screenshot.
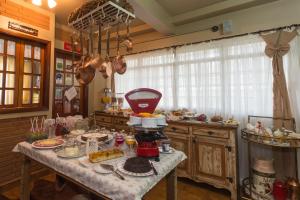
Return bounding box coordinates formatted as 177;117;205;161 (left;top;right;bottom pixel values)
159;147;175;154
78;156;93;168
93;165;113;174
76;134;114;144
117;161;154;177
32;139;65;149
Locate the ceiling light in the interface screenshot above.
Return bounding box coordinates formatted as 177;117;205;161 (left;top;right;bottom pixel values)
48;0;57;8
32;0;42;6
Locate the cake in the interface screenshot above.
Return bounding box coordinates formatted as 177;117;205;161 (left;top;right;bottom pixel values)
81;133;108;142
89;148;124;163
123;157;152;173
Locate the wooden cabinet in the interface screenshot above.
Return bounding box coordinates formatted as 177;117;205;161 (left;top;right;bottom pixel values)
94;112;238;200
193;136;229;187
165;132;191;178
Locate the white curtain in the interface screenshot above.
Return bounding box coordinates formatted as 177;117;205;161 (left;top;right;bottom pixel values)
117;35;274;125
115;49;175;109
175;36;273;124
284;31;300;132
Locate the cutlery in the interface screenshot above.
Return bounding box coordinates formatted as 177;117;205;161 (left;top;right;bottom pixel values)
100;164;125;180
149;161;158;175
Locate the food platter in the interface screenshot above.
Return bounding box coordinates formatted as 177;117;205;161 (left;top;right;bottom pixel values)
32;138;65;149
117;161;154;177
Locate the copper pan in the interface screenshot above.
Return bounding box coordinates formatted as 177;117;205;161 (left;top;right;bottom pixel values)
113;24;127;75
99;30;111;79
86;24;104;70
75;30;95;85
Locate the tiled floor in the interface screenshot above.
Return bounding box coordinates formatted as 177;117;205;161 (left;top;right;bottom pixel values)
2;175;230;200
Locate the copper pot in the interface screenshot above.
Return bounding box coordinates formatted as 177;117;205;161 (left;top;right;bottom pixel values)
286;177;300;200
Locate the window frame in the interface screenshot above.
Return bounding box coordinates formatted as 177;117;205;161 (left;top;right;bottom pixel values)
0;29;50;114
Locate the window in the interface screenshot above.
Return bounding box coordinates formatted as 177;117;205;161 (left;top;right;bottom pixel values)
0;33;49;113
115;35;274;123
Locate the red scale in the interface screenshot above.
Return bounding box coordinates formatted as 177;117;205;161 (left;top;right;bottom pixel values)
125;88;167;161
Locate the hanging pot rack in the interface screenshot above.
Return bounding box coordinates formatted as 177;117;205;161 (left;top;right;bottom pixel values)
68;0;135;31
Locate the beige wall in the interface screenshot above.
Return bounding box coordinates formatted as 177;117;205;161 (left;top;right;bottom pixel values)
0;0;55;119
91;0;300;112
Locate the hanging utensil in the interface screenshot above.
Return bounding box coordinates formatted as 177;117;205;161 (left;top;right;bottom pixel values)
85;24;104;70
75;27;96;85
122;23;133;52
112;23;127;75
100;29;112;79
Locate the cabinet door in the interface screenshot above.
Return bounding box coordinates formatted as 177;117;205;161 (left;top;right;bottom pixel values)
193;136;230;187
165;132;191;178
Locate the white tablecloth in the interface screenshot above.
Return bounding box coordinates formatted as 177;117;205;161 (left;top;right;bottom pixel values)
14;142;186;200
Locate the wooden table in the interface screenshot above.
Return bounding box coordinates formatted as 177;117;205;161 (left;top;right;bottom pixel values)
16;142;185;200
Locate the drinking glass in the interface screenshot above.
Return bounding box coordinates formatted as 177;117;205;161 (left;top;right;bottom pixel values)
125;135;136;157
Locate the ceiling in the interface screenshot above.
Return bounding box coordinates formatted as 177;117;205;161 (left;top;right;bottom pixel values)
156;0;225;16
128;0;279;34
26;0;280;35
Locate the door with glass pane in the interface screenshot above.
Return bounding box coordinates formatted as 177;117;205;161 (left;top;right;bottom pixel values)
53;49;87;117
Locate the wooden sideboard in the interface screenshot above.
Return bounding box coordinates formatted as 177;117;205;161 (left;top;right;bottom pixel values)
94;111;239;200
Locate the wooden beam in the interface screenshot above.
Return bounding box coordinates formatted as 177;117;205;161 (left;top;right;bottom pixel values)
128;0;175;34
171;0;278;25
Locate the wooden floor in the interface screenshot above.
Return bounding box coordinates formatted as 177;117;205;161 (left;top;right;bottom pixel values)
2;175;230;200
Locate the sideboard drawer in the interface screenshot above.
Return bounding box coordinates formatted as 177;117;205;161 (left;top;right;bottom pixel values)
165;124;189;134
192;127;229;139
95;115;112;123
114;117;129;126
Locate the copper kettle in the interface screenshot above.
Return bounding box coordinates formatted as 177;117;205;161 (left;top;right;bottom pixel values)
286;177;300;200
